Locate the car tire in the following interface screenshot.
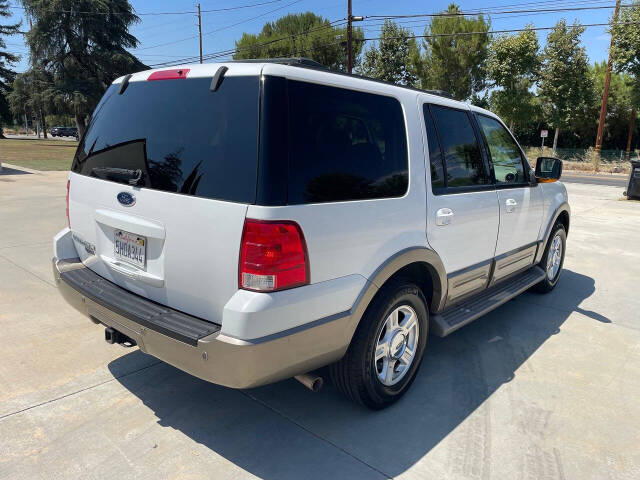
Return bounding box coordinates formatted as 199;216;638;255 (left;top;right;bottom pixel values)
534;223;566;293
329;280;428;409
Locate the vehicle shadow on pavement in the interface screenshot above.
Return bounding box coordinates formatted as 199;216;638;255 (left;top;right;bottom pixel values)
0;166;32;176
109;268;605;479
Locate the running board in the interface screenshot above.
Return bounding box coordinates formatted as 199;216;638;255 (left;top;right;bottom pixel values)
431;266;545;337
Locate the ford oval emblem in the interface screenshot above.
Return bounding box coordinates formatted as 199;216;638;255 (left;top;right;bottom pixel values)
117;191;136;207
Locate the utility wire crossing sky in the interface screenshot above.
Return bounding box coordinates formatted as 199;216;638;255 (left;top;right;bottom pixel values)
6;0;629;72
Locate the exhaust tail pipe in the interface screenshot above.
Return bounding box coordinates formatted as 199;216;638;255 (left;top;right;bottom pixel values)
105;327;136;347
294;373;323;392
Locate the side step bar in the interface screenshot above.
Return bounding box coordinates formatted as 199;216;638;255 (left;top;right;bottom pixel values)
431;266;546;337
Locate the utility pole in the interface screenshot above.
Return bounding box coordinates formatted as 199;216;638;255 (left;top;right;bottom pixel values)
626;107;636;160
346;0;363;74
347;0;352;73
595;0;621;153
197;3;203;64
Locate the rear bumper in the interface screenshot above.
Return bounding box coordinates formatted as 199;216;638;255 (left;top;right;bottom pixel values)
53;257;354;388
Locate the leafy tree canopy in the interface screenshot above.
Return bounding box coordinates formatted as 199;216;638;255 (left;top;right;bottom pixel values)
21;0;146;134
359;20;419;87
418;3;490;100
233;12;364;71
611;1;640;107
486;26;540;130
538;20;595;147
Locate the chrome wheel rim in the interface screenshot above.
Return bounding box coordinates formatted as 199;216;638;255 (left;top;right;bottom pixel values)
546;234;563;281
374;305;419;386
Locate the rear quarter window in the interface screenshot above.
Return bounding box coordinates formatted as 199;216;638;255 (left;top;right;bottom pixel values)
286;81;409;204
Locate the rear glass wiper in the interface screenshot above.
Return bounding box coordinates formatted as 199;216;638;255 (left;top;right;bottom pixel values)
91;167;144;186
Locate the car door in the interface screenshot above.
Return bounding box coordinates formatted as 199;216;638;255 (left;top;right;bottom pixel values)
423;103;499;305
475;113;544;284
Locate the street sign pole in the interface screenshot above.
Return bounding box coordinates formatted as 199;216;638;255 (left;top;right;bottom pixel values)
540;129;548;148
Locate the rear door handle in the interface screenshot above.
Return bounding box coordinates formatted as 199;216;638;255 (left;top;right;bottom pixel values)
436;208;454;226
505;198;517;213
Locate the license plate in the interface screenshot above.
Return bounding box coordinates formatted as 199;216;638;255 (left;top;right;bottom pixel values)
114;230;146;270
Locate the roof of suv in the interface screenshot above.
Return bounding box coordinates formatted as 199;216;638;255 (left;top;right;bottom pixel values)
113;58;494;117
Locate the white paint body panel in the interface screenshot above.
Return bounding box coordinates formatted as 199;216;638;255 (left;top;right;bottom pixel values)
426;190;499;273
495;186;544;255
68;172;247;324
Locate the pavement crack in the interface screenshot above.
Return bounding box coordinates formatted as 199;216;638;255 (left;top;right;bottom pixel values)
240;390;392;479
0;360;162;421
0;252;56;287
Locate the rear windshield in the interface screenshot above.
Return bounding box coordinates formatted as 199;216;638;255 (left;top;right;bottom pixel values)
72;76;260;203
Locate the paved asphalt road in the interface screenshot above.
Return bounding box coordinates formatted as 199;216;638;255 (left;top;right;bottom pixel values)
1;170;639;480
561;172;629;187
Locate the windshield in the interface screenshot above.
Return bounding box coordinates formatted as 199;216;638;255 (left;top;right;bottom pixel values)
72;75;260;203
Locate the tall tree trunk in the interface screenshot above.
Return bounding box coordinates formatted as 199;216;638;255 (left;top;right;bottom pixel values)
40;107;48;139
75;114;86;138
552;127;560;153
0;126;5;139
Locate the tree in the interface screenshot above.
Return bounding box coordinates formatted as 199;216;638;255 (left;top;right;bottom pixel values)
359;20;419;86
486;26;540;131
233;12;364;72
538;20;595;151
0;0;20;138
418;3;490;100
611;1;640;107
611;1;640;155
8;67;52;137
21;0;146;136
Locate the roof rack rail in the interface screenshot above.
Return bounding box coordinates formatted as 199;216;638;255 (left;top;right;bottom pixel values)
229;58;455;100
228;57;327;69
423;89;454;99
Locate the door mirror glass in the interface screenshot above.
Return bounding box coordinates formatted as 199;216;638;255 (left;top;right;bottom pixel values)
535;157;562;182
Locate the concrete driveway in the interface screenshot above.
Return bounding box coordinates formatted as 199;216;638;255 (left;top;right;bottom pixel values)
1;168;639;480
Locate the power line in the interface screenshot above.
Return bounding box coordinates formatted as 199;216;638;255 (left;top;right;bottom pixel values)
148;18;347;67
7;1;290;16
201;0;305;37
363;20;639;42
363;3;635;20
133;0;305;51
147;20;640;68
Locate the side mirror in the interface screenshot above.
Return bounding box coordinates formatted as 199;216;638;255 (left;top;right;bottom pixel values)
535;157;563;182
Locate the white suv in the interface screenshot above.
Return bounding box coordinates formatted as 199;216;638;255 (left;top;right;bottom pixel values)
53;59;569;409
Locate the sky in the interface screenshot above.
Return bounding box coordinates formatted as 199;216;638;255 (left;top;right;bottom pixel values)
4;0;619;73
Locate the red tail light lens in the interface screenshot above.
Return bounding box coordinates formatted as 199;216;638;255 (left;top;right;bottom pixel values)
239;219;309;292
65;179;70;228
147;68;190;81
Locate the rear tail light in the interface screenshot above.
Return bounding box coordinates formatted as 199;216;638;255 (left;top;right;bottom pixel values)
65;179;70;228
239;219;309;292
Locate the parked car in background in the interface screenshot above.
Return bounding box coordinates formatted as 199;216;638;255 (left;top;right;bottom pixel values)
52;59;569;409
50;126;78;138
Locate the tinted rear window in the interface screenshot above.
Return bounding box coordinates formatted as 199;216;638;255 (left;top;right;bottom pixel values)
72;76;259;203
286;80;408;204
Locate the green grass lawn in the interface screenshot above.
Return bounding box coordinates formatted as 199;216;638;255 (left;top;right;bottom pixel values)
0;138;78;171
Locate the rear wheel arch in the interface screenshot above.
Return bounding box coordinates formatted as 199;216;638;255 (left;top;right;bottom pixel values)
344;248;447;348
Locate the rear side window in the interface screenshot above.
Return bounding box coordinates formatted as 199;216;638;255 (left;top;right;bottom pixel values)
429;105;489;188
287;81;408;204
72;76;260;203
